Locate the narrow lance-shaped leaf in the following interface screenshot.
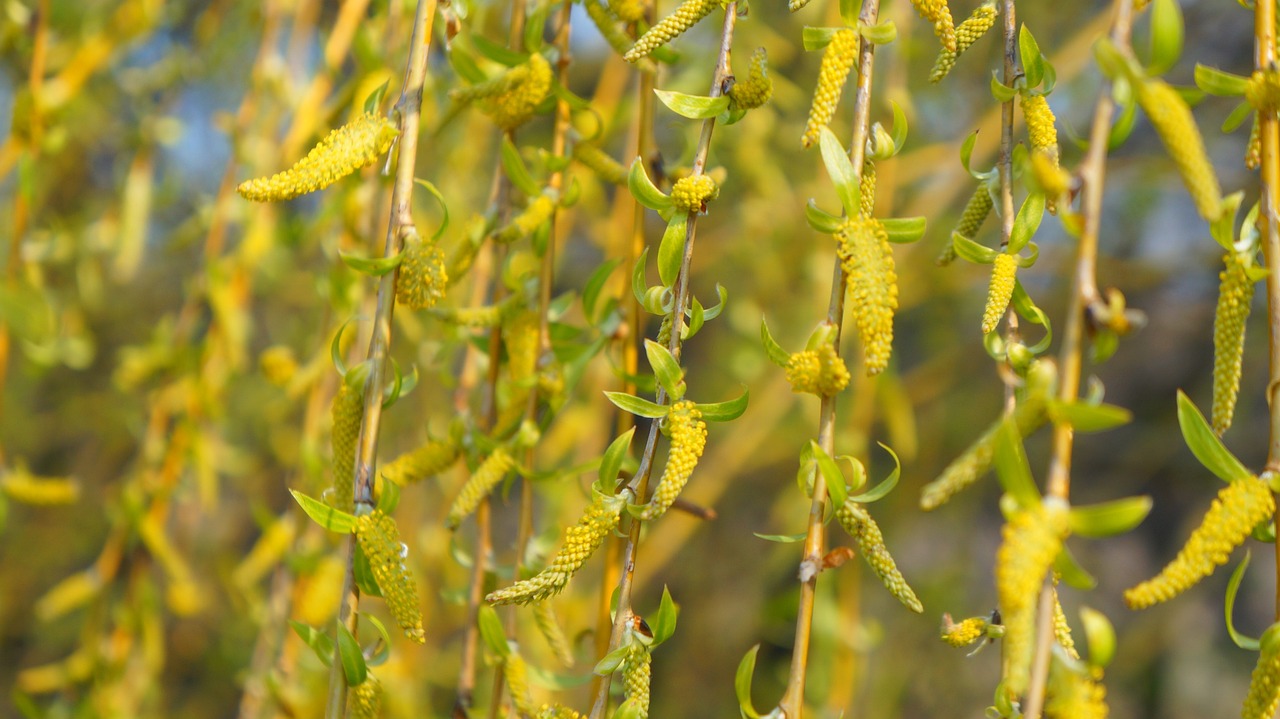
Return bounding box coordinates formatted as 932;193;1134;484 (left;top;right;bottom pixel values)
1225;551;1262;651
1176;390;1252;483
654;89;731;119
1068;496;1152;538
760;319;792;367
600;428;636;485
290;490;357;533
651;585;679;646
605;391;670;418
735;645;763;719
819;128;860;218
336;623;368;687
658;214;688;287
628;159;672;213
695;386;749;422
645;339;685;398
1147;0;1183;77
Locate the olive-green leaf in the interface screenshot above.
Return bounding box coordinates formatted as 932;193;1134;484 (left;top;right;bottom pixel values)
1194;63;1249;97
628;159;672;213
735;645;763;719
1176;390;1252;483
805;199;844;234
802;27;841;52
652;585;679;646
858;19;897;45
654;89;731;120
290;490;357;533
645;339;685;399
882;216;927;244
1078;606;1117;670
993;420;1040;510
760;318;792;367
1147;0;1183;77
951;233;1000;265
847;443;901;503
753;532;807;543
990;73;1018;103
696;386;749;422
1046;400;1132;433
809;441;847;507
583;258;623;323
1068;496;1151;538
363;614;393;668
1019;26;1045;89
336;622;368;687
593;643;631;675
501;136;540;197
599;428;636;485
1008;192;1045;255
819;128;860;219
1054;543;1098;590
1225;551;1261;651
478;605;511;657
290;620;334;667
604;391;670;418
658;213;687;287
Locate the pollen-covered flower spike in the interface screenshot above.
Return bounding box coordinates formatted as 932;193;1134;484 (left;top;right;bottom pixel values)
478;53;553;131
929;2;996;83
1242;624;1280;719
624;0;721;63
802;29;859;149
670;174;719;214
1045;661;1108;719
835;216;898;375
355;510;425;643
982;253;1018;335
637;401;707;521
909;0;956;53
728;48;773;110
1212;251;1256;435
330;363;371;513
836;500;924;613
486;488;628;605
536;704;586;719
351;675;383;719
1135;77;1223;222
237;113;398;202
396;233;448;310
940;614;989;648
785;344;850;397
939;182;993;266
446;448;516;529
380;437;460;486
1124;474;1275;609
996;499;1070;696
504;651;539;717
622;641;652;718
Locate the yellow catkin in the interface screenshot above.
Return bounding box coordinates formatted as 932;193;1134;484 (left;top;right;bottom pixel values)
237;113;398;202
450;63;531;103
1052;587;1079;660
928;2;996;83
381;438;460;486
670;174;719;214
533;601;575;666
836;500;924;613
446;448;516;529
859;160;876;218
802;29;859;149
1045;665;1108;719
1213;252;1255;435
942;616;989;647
1246;69;1280;113
1247;115;1262;170
611;0;646;23
622;642;652;718
495;194;556;244
35;570;103;622
1022;93;1060;162
482;54;552;130
505;311;541;383
835;216;898;375
487;489;627;605
939;183;994;265
785;344;850;397
910;0;956;52
395;235;448;310
638;401;707;521
536;705;585;719
1124;475;1275;609
259;345;298;387
624;0;720;62
982;253;1018;335
1032;149;1071;198
1136;78;1223;222
572;142;629;186
351;675;382;719
504;653;539;717
331;366;369;513
1;467;80;505
582;0;636;58
997;501;1070;696
728;48;773;110
1242;629;1280;719
354;510;426;643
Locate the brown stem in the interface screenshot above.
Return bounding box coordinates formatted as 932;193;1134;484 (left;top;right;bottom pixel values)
997;0;1020;396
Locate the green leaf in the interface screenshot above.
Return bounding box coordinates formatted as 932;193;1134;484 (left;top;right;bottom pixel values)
838;0;857;27
959;131;978;175
1194;63;1249;97
1068;496;1152;538
1008;192;1045;255
819;128;860;219
1011;282;1052;353
448;45;487;84
614;699;644;719
993;420;1040;510
760;318;792;367
990;73;1017;103
501;137;540;197
802;26;840;52
594;643;631;675
524;6;548;52
340;249;404;277
376;474;401;514
809;441;848;507
583;258;623;323
882;216;927;244
1210;192;1245;252
805;199;844;234
1223;101;1253;134
654;89;731;119
363;614;393;667
478;605;511;657
599;428;636;485
632;247;650;306
471;35;526;66
362;81;390;114
889;100;908;152
685;295;706;340
414;179;451;241
628;159;672;213
696;386;749;422
753;532;807;543
651;585;679;646
1054;543;1098;590
645;339;685;399
1046;401;1132;432
353;543;382;597
951;233;1000;264
1147;0;1183;76
290;620;334;667
1019;26;1044;89
858;19;897;45
336;623;368;687
847;443;901;503
604;391;670;418
290;490;357;533
1094;37;1139;83
1176;390;1252;483
1078;606;1116;670
658;214;688;287
1225;552;1261;651
735;645;763;719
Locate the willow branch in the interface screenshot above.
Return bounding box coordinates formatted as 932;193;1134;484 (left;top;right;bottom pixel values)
997;0;1020;395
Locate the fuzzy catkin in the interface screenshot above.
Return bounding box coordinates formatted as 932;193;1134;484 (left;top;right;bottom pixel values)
859;160;876;218
450;64;530;103
533;601;575;666
622;642;652;718
802;29;859;149
982;253;1018;335
396;235;448;310
1136;78;1223;222
1124;475;1275;609
670;174;719;214
624;0;720;62
351;676;382;719
1213;252;1255;435
836;501;924;613
928;2;996;83
997;501;1069;695
1022;94;1060;162
638;401;707;521
331;369;367;513
481;54;552;130
728;48;773;110
583;0;637;57
486;491;626;605
446;449;516;529
495;194;556;244
355;510;425;643
1052;587;1079;660
381;438;460;486
504;653;539;717
572;142;629;186
909;0;956;52
942;616;988;647
939;184;994;265
835;217;898;375
237;114;398;202
1045;665;1108;719
1242;632;1280;719
785;345;850;397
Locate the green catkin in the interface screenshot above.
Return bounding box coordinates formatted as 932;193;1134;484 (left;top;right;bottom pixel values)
622;642;652;718
1052;587;1079;660
1124;474;1275;609
802;29;859;149
572;142;629;186
582;0;637;60
785;344;850;397
928;2;996;83
1045;664;1108;719
655;313;674;347
1;468;80;505
835;500;924;613
481;54;552;130
504;653;538;717
996;501;1070;695
624;0;720;62
395;235;448;310
1247;115;1262;170
909;0;956;52
982;253;1018;335
486;489;627;605
237;113;398;202
381;438;460;486
351;675;382;719
536;705;585;719
1242;627;1280;719
1212;252;1255;435
859;160;876;218
495;194;556;244
638;401;707;521
533;601;575;666
728;48;773;110
670;174;719;214
835;216;898;375
450;64;531;103
941;616;989;648
331;366;369;513
259;345;298;386
355;511;425;643
445;449;516;529
1135;78;1223;222
939;183;994;266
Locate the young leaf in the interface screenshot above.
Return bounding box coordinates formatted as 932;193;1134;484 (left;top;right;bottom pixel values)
594;644;631;675
604;391;670;418
632;247;651;306
990;73;1018;103
583;258;623;323
993;420;1040;510
363;614;393;668
818;128;860;219
695;386;749;422
628;159;672;213
1019;26;1045;89
802;27;840;52
1054;543;1098;590
478;605;511;658
1176;390;1252;483
651;585;679;646
1147;0;1183;77
375;476;401;515
336;622;368;687
959;131;978;175
847;443;902;504
760;318;792;367
414;179;451;241
735;645;764;719
889;100;908;152
362;82;390;114
353;543;382;597
614;699;644;719
1223;101;1253;134
1008;192;1045;255
1193;64;1249;97
645;339;685;398
753;532;808;543
290;490;357;533
600;428;636;485
340;250;404;277
882;216;927;244
654;89;731;119
1068;496;1152;538
1225;552;1261;651
951;233;1001;264
1078;606;1117;670
472;35;526;66
290;620;335;667
809;441;848;507
1046;401;1132;432
805;199;844;234
501;137;540;197
658;214;688;287
858;19;897;45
